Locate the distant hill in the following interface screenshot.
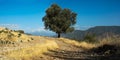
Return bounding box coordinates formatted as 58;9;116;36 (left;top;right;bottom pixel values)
29;31;56;37
62;26;120;40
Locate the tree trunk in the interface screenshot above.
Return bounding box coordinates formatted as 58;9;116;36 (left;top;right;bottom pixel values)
57;33;61;38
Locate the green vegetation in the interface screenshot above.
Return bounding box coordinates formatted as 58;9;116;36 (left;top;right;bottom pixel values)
0;30;4;33
0;30;8;33
16;30;24;34
84;33;97;43
0;40;12;44
42;4;77;38
18;33;21;37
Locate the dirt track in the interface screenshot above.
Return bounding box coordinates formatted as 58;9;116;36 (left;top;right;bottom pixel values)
42;39;120;60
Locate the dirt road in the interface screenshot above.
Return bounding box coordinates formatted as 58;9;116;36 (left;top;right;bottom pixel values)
42;39;120;60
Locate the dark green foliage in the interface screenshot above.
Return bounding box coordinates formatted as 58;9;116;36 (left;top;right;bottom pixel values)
0;30;4;33
0;40;12;44
42;4;77;38
84;33;97;43
5;28;8;30
0;30;10;33
12;42;15;44
16;30;24;34
0;30;8;33
18;33;21;37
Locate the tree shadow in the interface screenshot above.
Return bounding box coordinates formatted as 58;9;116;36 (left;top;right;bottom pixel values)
88;54;120;60
44;44;120;60
44;49;91;60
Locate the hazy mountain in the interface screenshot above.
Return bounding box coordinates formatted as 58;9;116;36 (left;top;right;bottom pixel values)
62;26;120;40
28;31;56;37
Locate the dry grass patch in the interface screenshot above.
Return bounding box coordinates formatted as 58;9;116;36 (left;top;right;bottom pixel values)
59;38;96;49
0;27;33;43
5;40;59;60
99;37;120;47
59;36;120;50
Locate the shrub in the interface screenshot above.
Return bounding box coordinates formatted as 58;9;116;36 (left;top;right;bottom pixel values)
5;28;8;30
0;30;3;33
18;33;21;37
16;30;24;33
31;38;34;40
84;33;97;43
0;40;12;44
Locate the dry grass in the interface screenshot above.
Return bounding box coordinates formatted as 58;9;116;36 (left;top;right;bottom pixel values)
59;35;120;50
0;27;32;42
98;35;120;47
4;40;59;60
1;35;120;60
59;38;96;49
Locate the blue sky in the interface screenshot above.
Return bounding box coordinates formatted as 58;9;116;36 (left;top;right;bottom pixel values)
0;0;120;35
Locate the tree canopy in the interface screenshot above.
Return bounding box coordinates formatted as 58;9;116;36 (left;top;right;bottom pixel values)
42;4;77;38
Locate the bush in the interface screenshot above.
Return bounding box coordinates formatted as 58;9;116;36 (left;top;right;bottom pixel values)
5;28;8;30
16;30;24;33
84;33;97;43
0;30;3;33
18;33;21;37
31;37;34;40
0;40;12;44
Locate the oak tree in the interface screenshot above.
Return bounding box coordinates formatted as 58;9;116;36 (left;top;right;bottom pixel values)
42;4;77;38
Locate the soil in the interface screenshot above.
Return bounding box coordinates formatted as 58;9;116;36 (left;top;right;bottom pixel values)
42;39;120;60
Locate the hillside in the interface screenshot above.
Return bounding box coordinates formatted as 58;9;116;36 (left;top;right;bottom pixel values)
0;27;120;60
0;36;119;60
0;27;33;43
62;26;120;40
0;27;59;60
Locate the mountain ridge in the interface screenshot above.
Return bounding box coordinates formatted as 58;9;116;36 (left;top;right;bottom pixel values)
62;26;120;40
